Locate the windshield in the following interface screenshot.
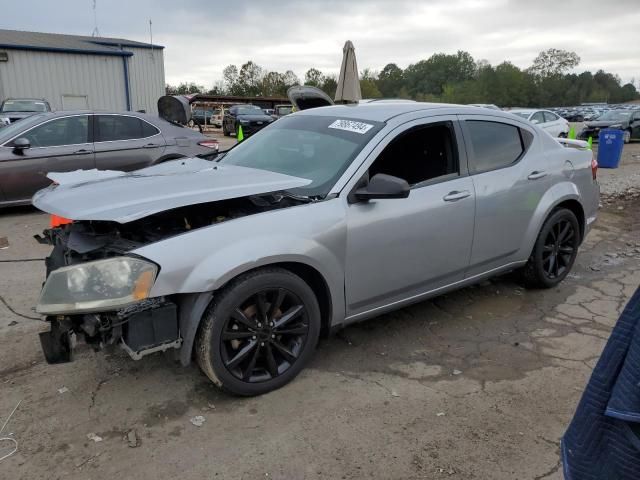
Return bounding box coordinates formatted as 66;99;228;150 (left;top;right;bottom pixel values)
220;115;384;197
511;111;531;120
596;111;631;122
1;100;47;112
0;114;48;144
236;106;263;115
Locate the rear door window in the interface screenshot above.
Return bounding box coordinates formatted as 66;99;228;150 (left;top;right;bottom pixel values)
543;111;559;122
96;115;144;142
465;120;525;173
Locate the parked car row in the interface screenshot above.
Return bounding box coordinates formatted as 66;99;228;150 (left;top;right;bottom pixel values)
578;109;640;143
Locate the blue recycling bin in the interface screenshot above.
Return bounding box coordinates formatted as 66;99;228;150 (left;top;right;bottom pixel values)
597;129;624;168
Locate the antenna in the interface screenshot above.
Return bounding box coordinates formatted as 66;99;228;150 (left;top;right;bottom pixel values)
149;19;155;62
91;0;100;37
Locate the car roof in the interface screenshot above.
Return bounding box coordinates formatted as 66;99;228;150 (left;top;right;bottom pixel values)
294;102;519;122
3;97;48;102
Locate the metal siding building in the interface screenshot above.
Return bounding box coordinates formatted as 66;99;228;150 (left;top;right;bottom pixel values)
0;29;165;114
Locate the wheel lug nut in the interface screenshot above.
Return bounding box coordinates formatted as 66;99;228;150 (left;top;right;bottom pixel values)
261;342;265;346
252;335;256;340
257;323;262;328
271;334;275;338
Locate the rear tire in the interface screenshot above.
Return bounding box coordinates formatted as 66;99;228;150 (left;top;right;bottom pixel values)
521;208;580;289
195;268;321;396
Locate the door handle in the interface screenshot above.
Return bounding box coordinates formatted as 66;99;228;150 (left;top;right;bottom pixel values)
73;148;93;154
443;190;471;202
528;171;547;180
143;143;159;149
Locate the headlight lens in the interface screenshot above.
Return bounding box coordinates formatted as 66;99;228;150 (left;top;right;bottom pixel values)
0;117;9;126
36;257;158;315
608;124;623;129
239;119;249;125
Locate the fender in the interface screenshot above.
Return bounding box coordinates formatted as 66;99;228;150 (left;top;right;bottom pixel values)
516;180;582;260
132;200;348;363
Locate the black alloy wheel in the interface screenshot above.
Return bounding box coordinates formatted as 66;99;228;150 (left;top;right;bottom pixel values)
541;218;576;280
521;208;580;289
221;288;309;383
196;268;321;396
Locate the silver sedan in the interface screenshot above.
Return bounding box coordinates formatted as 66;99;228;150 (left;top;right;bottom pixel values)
33;103;599;396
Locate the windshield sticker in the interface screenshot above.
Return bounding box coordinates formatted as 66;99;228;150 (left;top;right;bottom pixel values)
328;119;374;134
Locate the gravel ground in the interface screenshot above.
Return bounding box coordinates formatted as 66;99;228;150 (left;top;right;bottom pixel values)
596;142;640;197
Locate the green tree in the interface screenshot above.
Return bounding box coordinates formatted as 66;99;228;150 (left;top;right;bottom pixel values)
320;74;338;97
377;63;404;97
529;48;580;78
223;65;243;95
304;68;325;87
237;61;264;96
165;82;205;95
405;50;476;97
282;70;301;91
262;71;286;97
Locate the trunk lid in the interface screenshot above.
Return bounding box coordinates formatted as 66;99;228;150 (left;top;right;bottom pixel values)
287;86;334;111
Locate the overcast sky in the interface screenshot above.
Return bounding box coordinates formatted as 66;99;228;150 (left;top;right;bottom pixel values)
1;0;638;87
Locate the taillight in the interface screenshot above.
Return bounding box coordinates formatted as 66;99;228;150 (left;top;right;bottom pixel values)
591;156;598;180
198;140;219;151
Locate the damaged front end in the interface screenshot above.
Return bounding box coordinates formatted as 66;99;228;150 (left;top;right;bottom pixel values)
35;192;311;364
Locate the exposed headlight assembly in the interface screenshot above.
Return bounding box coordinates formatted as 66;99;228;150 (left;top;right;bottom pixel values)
608;124;623;129
0;117;10;126
36;257;158;315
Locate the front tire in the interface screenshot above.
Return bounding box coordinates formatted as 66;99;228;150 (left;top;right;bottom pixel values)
195;268;321;396
521;208;580;289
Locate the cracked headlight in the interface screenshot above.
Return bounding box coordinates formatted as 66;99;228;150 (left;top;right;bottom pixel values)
36;257;158;315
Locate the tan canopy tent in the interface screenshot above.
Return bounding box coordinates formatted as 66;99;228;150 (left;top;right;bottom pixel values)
335;40;361;104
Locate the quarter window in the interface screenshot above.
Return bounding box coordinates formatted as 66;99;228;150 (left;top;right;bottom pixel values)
96;115;150;142
543;111;559;122
369;123;458;186
141;120;160;137
14;115;89;147
466;120;524;173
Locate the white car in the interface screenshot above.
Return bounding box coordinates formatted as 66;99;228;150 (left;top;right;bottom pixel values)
509;109;570;138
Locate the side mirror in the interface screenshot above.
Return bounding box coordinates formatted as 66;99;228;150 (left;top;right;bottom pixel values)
531;119;539;125
12;137;30;154
352;173;410;203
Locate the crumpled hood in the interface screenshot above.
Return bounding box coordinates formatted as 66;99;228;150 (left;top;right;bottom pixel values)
32;158;311;223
